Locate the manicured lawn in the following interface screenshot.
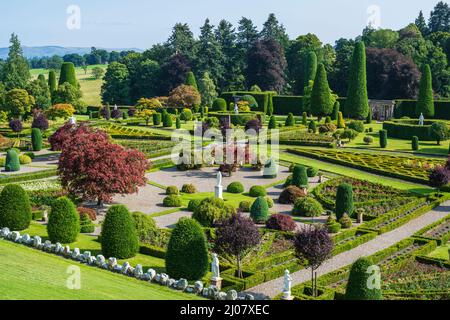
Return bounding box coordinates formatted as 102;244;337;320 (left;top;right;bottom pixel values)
22;222;166;273
427;244;450;260
0;240;202;300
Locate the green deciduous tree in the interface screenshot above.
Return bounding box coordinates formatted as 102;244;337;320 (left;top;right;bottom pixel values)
2;89;35;119
101;62;130;105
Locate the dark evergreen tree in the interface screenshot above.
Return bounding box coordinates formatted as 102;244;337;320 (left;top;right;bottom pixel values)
185;71;198;90
260;13;290;49
346;42;369;119
1;34;30;90
101;62;130;105
58;62;78;87
416;64;434;117
345;257;382;300
415;10;429;36
335;183;354;219
310;64;333;119
428;1;450;33
304;51;318;89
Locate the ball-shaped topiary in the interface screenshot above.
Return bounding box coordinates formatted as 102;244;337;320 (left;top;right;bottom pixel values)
345;257;382;300
307;167;318;178
339;213;353;229
250;196;269;223
412;136;419;151
285;113;295;127
47;197;80;243
31;128;43;151
239;201;251;212
292;197;323;217
163;195;182;207
166;185;179;195
335;183;354;220
131;211;158;243
266;214;296;232
268;116;277;129
278;185;306;204
193;197;234;227
347;121;365;133
0;184;32;231
249;185;267;197
292;165;309;188
181;184;197;194
101;205;139;259
227;181;244;194
166;217;209;280
188;199;202;212
19;154;32;165
5;149;20;172
212;98;227;111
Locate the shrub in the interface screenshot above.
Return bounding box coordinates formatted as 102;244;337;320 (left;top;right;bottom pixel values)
180;108;193;122
285;113;295;126
339;213;353;229
412;136;419;151
249;185;267;197
268;116;277;129
212;98;227;111
265;196;274;208
166;218;209;280
5;149;20;172
429;122;448;145
176;116;181;129
278;185;306;204
379;129;388;148
302;112;308;125
363;136;373;144
266;214;296;232
101;205;139;259
131;211;158;243
325;116;331;124
292;165;309;188
308;120;317;133
337;112;345;128
163;195;182;207
346;42;369;119
416;64;434;117
341;128;359;141
181;184;197;194
250;196;269;223
326;221;341;233
318;123;336;133
193;197;234;227
47;197;80;243
239;201;251;212
292;197;323;217
307;167;318;177
19;155;32;165
80;214;95;234
77;207;97;221
0;184;32;231
0;157;5;167
188;199;202;212
332;102;340;121
345;257;382;300
153;113;162;125
166;185;179;195
31;128;43;151
348;121;365;133
227;181;244;194
242;95;258;110
162;112;173;127
336;183;354;220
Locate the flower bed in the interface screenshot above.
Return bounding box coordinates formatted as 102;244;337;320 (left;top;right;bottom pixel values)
276;129;335;148
115;139;177;158
414;215;450;245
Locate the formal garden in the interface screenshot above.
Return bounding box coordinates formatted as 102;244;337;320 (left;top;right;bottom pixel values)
0;2;450;301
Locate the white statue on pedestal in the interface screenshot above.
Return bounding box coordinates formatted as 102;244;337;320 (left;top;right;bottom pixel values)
211;253;220;280
215;171;223;199
114;104;118;111
216;171;222;186
68;116;77;125
419;113;424;126
234;102;239;115
282;269;292;300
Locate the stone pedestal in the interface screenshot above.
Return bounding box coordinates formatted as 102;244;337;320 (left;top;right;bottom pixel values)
215;185;223;199
281;291;293;300
210;277;222;290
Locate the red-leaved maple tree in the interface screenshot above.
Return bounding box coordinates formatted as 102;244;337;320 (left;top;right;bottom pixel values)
58;124;150;205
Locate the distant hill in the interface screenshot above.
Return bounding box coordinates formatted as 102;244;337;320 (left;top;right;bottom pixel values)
0;46;143;59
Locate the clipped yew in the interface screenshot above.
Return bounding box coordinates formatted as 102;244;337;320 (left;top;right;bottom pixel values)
0;184;32;231
250;196;269;223
47;196;80;243
345;257;382;300
31;128;42;151
335;183;354;219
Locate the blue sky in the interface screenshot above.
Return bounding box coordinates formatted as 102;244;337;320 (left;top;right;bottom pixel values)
0;0;439;48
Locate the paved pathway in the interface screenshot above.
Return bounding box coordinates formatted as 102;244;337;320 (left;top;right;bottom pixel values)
245;200;450;299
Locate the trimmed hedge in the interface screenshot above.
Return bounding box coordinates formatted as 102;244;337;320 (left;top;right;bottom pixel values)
227;181;244;194
250;196;269;223
292;197;323;217
207;111;263;126
382;119;449;141
47;197;80;243
394;99;450;119
272;96;304;115
165;217;209;280
221;91;275;114
249;185;267;197
0;184;32;231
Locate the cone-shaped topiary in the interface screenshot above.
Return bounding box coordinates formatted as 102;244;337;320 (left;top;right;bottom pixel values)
346;42;369;119
379;129;388;148
185;71;198;90
345;257;382;300
47;197;80;243
337;111;345;128
48;70;57;95
416;64;434;117
0;184;32;231
412;136;419;151
332;101;340;121
31;128;42;151
285;113;295;126
250;196;269;223
292;165;309;188
366;108;372;124
5;149;20;172
166;217;209;280
153;113;162;125
268;116;277;129
176;116;181;129
311;64;333;118
212;98;227;111
304;51;318;90
58;62;78;87
267;96;274;116
335;183;354;219
101;205;139;259
302;112;308;125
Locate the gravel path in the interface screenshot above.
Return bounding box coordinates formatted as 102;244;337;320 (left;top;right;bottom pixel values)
153;211;193;229
245;200;450;299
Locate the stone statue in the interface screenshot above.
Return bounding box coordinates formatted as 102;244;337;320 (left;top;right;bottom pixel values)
234;102;239;115
68;116;76;125
114;104;118;111
419;113;424;126
283;269;292;293
211;253;220;279
216;171;222;186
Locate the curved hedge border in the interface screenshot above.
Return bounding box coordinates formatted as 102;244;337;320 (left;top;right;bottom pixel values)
0;169;58;185
382;119;449;141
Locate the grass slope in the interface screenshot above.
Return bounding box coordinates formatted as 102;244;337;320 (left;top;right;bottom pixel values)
0;240;202;300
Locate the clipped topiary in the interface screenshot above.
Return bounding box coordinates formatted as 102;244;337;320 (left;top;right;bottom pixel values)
80;214;95;234
339;213;353;229
0;184;32;231
250;196;269;223
336;183;354;219
326;215;341;233
212;98;227;111
302;112;308;125
307;167;318;178
166;185;179;195
337;111;345;129
412;136;419;151
379;129;388;148
308;120;317;133
166;217;209;280
19;155;32;165
265;196;274;208
153;113;162;125
292;197;323;217
31;128;43;151
131;211;158;243
162;111;173;127
188;199;202;212
101;205;139;259
416;64;434;117
5;149;20;172
181;184;197;194
345;257;382;300
249;185;267;197
285;113;295;127
227;181;244;194
332;101;340;121
348;121;365;133
266;214;296;232
193;197;234;227
176;116;181;129
268;116;277;129
47;197;80;243
163;195;182;207
278;185;306;204
292;165;309;188
239;201;251;212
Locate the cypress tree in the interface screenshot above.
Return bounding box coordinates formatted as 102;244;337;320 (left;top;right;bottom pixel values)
366;107;372;124
185;71;198;90
302;112;308;126
176;116;181;129
303;51;318;91
335;183;354;219
311;63;333;119
337;111;346;129
268;116;277;129
166;218;209;280
416;64;434;117
58;62;78;87
48;70;57;95
5;149;20;172
412;136;419;151
292;165;309;188
285;113;295;126
267;96;274;116
346;42;369;119
0;184;32;231
379;130;388;148
345;257;382;300
250;196;269;223
31;128;42;151
332;101;340;121
153;113;162;125
47;197;80;243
